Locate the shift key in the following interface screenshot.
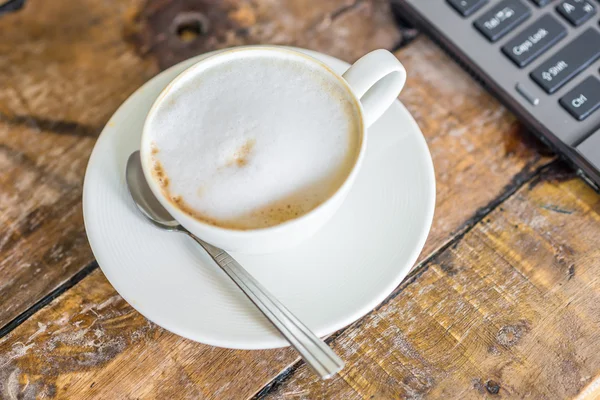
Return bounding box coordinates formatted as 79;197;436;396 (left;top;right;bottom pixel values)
530;29;600;94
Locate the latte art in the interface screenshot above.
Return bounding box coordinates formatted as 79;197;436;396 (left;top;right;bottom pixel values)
145;50;362;229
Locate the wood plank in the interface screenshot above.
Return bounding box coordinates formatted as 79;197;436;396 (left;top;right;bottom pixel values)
0;0;406;398
0;0;568;398
128;0;404;69
0;0;550;333
261;166;600;399
0;0;401;329
0;0;157;329
0;268;298;399
0;34;557;397
0;0;157;130
396;38;553;261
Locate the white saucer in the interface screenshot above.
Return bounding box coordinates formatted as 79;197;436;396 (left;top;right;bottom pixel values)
83;48;435;350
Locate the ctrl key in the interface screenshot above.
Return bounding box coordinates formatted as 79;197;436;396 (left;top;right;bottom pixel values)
559;76;600;120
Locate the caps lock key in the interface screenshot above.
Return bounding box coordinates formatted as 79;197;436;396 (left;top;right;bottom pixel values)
501;14;566;67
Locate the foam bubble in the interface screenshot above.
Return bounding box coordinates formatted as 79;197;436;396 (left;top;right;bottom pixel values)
147;50;361;229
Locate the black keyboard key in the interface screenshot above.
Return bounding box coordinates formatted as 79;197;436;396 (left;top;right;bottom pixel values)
530;0;552;6
530;29;600;94
447;0;489;16
556;0;596;26
473;0;532;42
559;76;600;120
501;14;566;67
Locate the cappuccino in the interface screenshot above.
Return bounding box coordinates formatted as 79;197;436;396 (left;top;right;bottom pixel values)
145;49;362;230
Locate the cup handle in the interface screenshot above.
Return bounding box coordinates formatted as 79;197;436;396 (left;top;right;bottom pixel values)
342;49;406;128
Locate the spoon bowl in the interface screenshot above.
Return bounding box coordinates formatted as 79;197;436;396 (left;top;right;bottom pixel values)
126;151;180;230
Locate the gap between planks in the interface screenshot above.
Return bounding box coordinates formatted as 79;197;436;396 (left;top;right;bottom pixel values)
0;157;559;393
0;262;98;339
0;2;413;341
250;157;560;399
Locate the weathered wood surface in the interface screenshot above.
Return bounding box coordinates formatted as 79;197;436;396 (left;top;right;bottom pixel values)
0;268;300;399
127;0;404;69
262;167;600;399
0;0;157;330
0;24;559;400
4;0;598;399
0;0;401;330
396;38;551;261
0;0;403;398
0;0;549;331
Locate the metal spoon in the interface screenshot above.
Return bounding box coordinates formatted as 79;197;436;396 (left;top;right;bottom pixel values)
125;151;344;379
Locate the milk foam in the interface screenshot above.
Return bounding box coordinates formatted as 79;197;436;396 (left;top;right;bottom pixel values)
146;49;361;229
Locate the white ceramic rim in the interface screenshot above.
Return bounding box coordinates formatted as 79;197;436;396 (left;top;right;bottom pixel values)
140;46;368;240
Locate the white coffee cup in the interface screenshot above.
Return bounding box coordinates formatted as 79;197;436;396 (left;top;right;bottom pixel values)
140;46;406;253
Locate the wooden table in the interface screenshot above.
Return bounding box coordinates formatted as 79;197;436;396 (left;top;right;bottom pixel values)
1;0;599;398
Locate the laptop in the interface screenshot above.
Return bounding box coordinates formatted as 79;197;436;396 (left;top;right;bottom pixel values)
393;0;600;190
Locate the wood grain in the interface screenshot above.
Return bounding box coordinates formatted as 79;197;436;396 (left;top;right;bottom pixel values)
396;38;553;262
0;0;400;330
2;0;585;398
0;0;404;398
0;268;299;399
261;167;600;399
0;0;157;131
0;30;558;399
0;0;157;330
128;0;404;69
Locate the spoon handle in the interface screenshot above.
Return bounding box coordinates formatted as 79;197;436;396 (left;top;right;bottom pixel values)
189;234;345;379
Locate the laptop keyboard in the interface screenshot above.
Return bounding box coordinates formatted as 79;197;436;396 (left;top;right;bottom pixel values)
449;0;600;121
395;0;600;188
